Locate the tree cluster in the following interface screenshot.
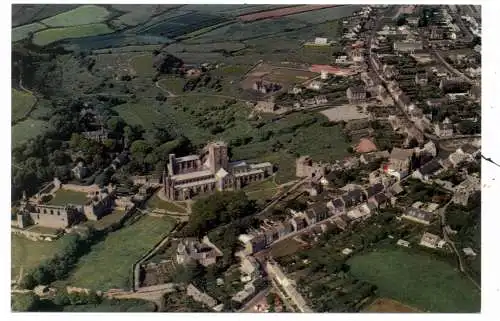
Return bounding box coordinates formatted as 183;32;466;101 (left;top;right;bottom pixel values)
186;191;258;237
152;51;184;75
20;229;98;290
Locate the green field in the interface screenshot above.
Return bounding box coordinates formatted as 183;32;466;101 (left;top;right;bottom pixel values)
243;177;279;201
62;299;156;312
12;89;36;122
64;215;176;291
26;225;61;235
348;248;481;313
147;194;187;213
86;209;128;231
12;23;47;42
11;118;49;146
33;23;113;46
11;234;68;280
113;101;167;130
41;5;110;27
156;77;185;95
130;54;155;76
47;190;88;206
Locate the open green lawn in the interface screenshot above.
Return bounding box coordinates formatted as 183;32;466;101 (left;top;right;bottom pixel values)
348;248;481;313
11;234;68;280
25;225;61;235
243;177;279;201
11;118;49;147
12;23;47;42
243;177;278;192
33;23;113;46
64;215;176;291
41;5;110;27
86;209;128;231
12;89;36;122
47;190;88;206
146;194;187;213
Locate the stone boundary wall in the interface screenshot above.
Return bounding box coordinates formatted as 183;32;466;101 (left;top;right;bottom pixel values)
11;226;61;242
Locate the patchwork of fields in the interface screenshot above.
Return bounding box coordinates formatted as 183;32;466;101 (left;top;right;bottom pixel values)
12;3;367;296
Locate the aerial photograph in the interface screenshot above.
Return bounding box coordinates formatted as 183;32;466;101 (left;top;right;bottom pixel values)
11;2;481;313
